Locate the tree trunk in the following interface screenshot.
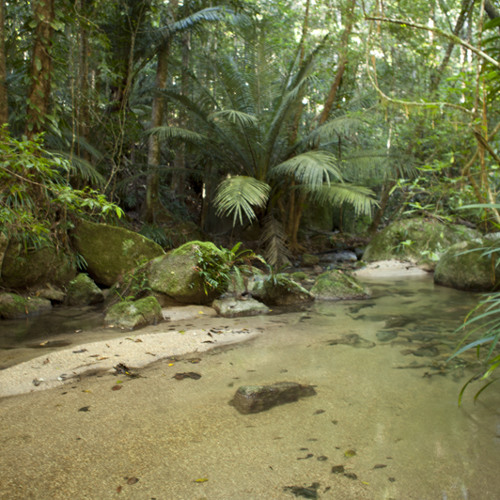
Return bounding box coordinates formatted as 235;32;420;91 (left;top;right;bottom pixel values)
144;42;170;223
0;0;8;126
26;0;55;138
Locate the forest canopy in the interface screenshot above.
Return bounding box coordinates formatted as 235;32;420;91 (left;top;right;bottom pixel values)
1;0;500;262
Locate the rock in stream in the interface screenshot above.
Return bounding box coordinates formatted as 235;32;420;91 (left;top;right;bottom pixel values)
230;382;317;414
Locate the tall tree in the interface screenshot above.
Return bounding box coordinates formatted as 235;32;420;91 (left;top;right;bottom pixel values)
26;0;55;138
0;0;7;125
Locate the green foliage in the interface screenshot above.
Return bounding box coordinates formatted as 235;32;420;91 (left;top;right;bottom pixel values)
0;129;123;251
139;223;173;248
194;242;265;295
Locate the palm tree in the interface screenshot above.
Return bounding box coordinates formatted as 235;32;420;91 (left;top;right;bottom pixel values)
150;21;377;263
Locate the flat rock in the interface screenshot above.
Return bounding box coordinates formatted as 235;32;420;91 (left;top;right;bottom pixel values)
230;382;317;414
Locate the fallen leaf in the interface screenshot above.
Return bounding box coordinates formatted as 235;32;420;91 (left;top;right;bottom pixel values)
126;477;139;485
116;485;122;493
173;372;202;380
78;406;90;412
134;339;143;343
82;389;92;393
43;358;50;364
194;478;208;483
111;385;122;391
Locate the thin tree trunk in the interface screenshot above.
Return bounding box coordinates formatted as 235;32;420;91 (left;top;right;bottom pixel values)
145;42;170;223
318;0;356;126
0;0;8;126
26;0;55;138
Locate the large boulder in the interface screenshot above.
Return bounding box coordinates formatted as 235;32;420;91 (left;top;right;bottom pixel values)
434;239;500;291
0;292;52;319
311;270;370;300
0;241;76;289
363;218;479;269
146;241;227;305
66;273;104;306
71;220;165;287
104;296;163;329
251;274;314;306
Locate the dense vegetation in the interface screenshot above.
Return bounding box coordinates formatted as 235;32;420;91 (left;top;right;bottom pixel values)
2;0;500;258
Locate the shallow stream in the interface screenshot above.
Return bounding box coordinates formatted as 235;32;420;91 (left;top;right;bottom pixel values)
1;275;500;499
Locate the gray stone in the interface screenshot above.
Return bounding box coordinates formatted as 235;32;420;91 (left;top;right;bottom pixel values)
251;274;314;306
212;297;270;317
230;382;317;414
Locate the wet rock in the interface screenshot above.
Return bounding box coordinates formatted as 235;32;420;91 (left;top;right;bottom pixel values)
230;382;317;414
212;297;270;318
327;333;375;349
283;482;320;499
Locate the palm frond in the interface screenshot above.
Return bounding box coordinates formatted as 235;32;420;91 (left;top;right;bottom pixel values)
62;154;105;186
308;115;366;144
309;183;378;216
270;151;343;188
208;110;258;129
167;7;233;38
259;215;291;267
214;176;270;225
147;126;208;145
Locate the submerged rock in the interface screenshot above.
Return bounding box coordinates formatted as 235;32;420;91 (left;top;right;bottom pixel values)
230;382;317;414
327;333;375;349
212;297;270;317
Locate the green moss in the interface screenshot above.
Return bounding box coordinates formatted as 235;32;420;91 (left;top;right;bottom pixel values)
71;220;165;286
363;218;480;268
104;296;162;329
67;273;103;306
311;270;369;300
434;239;500;291
0;292;52;319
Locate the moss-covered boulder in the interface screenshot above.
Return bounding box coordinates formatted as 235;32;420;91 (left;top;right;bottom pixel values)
104;296;163;329
363;218;479;269
66;273;104;306
146;241;226;305
0;292;52;319
212;297;270;317
434;239;500;291
71;220;165;287
0;241;76;290
251;274;314;306
311;270;370;300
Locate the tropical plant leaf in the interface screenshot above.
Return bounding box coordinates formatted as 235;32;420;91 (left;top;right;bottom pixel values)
271;151;343;188
308;183;377;215
208;110;258;128
148;126;207;145
214;176;270;225
259;215;291;267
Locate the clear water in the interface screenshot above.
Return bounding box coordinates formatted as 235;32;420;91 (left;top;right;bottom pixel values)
1;276;500;499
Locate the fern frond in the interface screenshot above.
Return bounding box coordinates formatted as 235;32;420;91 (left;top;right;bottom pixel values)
270;151;343;188
214;176;270;225
308;183;378;216
259;215;291;267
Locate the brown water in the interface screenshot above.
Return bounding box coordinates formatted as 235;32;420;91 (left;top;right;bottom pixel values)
1;276;500;499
